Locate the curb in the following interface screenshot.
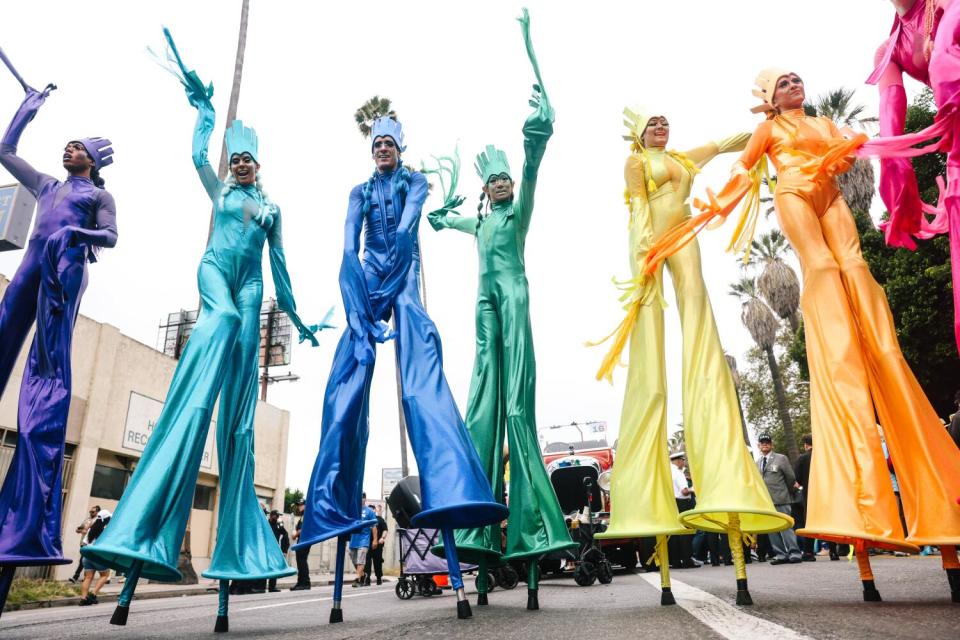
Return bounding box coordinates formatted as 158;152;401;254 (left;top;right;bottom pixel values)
3;579;337;613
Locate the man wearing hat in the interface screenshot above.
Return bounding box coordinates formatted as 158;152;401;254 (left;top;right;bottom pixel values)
668;451;699;568
267;510;290;592
756;434;802;564
290;500;311;591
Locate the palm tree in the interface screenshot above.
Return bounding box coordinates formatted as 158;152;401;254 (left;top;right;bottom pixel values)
355;96;396;138
729;276;800;461
806;87;876;214
725;354;752;446
749;230;801;333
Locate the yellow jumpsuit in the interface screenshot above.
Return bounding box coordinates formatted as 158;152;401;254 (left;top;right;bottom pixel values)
596;133;790;550
650;108;960;553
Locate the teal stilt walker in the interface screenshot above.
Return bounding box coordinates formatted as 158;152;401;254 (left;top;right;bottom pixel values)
429;9;576;610
82;29;330;632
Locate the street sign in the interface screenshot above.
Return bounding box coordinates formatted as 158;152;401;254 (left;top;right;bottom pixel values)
382;467;403;499
0;183;36;251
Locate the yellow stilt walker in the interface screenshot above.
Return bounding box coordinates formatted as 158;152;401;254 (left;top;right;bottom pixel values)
592;106;793;606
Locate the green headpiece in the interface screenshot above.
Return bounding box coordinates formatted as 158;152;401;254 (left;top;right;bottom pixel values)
226;119;259;162
474;145;511;184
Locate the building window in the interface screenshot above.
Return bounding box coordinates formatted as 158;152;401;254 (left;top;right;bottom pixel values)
194;485;215;511
90;465;129;500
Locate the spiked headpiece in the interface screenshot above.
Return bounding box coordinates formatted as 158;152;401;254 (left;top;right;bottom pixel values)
370;117;406;153
751;67;792;114
474;145;511;184
622;105;667;144
226;120;259;162
74;137;114;169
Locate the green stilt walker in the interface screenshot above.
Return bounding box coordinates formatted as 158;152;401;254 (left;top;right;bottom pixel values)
428;8;576;610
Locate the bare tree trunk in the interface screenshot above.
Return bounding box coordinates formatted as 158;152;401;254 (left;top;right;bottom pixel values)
765;346;799;462
787;312;800;335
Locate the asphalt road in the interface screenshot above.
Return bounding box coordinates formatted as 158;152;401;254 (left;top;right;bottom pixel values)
1;556;957;639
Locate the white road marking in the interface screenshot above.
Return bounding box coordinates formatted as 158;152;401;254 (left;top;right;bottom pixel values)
236;587;395;612
640;574;815;640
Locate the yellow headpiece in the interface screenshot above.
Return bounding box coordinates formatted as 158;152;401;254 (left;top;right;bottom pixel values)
750;67;791;114
622;105;665;146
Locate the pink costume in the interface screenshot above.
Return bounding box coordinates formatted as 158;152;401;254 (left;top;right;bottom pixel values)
868;0;960;351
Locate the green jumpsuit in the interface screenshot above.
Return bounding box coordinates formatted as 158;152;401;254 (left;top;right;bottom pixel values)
429;104;576;573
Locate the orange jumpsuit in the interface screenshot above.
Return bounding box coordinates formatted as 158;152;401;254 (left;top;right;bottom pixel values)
648;108;960;552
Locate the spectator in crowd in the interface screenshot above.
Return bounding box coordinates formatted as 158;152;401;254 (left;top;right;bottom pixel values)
364;504;388;585
668;452;700;569
793;434;815;561
268;510;290;592
69;505;99;584
78;510;112;605
756;434;802;564
949;390;960;450
350;493;378;587
289;500;311;591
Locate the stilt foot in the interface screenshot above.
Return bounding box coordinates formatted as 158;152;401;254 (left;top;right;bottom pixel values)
110;605;129;626
736;578;753;606
457;599;472;619
947;568;960;603
329;608;343;624
214;615;228;633
661;587;676;606
477;592;488;606
862;580;882;602
526;588;539;610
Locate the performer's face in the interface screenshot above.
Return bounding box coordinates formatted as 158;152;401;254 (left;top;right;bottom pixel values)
642;116;670;148
483;174;514;203
62;141;93;173
372;136;399;173
230;153;259;186
772;73;805;111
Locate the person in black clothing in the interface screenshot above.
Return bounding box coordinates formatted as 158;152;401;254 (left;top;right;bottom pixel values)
794;434;815;561
364;505;389;585
290;501;311;590
949;390;960;451
268;510;290;592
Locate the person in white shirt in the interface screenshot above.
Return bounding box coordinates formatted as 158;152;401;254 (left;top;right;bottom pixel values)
668;452;699;568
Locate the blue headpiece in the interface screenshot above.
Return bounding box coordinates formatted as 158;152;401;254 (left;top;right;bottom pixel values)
370;117;406;153
75;137;114;170
475;145;511;184
226;120;259;162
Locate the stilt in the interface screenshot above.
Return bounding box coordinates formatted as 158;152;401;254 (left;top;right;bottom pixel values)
329;536;347;623
476;556;489;606
111;560;143;626
727;515;752;606
441;528;472;619
941;545;960;603
0;565;15;619
526;558;539;610
656;535;675;606
214;579;229;632
856;546;882;602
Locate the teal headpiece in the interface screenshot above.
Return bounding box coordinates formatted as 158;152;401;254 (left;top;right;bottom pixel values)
370;117;406;153
474;145;511;184
226;119;259;162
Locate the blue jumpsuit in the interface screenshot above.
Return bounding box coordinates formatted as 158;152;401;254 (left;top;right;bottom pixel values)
83;100;310;585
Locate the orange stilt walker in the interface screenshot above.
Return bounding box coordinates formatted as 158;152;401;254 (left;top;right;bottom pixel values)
643;68;960;601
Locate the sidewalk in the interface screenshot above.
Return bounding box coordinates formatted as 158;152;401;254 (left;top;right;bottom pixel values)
5;572;356;613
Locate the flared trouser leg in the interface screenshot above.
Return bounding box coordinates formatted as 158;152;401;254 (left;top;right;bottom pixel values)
453;293;506;562
393;265;505;531
296;329;376;547
204;280;294;580
83;260;244;580
498;276;575;559
819;198;960;545
598;266;687;540
0;244;86;565
775;189;912;551
0;243;41;397
667;241;788;534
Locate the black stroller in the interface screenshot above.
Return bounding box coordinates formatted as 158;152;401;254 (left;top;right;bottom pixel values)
545;455;613;586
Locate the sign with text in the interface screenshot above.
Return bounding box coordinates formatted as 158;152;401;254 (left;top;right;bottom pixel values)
122;391;215;470
382;467;403;499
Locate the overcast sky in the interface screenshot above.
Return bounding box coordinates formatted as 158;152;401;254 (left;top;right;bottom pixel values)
0;1;917;498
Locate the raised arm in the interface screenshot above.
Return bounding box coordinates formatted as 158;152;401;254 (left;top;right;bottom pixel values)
191;102;220;201
683;132;752;169
0;88;57;196
515;85;554;233
267;207;329;347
